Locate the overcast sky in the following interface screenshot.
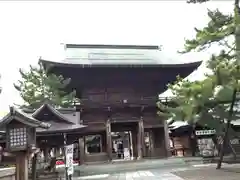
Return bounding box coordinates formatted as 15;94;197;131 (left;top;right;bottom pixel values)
0;1;233;115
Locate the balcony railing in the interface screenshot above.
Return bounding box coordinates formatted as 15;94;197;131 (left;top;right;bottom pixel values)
79;96;172;108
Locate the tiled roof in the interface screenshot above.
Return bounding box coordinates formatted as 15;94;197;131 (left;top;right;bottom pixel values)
40;44;202;66
36;121;85;134
32;103;74;124
0;104;85;134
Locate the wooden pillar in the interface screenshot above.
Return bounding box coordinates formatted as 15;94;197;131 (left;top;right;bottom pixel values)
43;147;50;162
132;129;138;159
15;152;28;180
163;120;171;157
106;119;112;161
31;153;37;180
149;129;155;157
129;131;134;159
79;137;85;165
137;117;144;159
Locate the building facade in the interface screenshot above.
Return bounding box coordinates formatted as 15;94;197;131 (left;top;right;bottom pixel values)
0;44;201;164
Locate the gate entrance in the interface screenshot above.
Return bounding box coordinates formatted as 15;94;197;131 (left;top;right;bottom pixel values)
111;122;138;161
111;131;132;160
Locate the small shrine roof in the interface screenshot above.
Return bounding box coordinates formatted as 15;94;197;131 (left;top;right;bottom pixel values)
32;103;74;125
31;104;86;134
0;106;50;129
36;121;85;134
0;104;86;134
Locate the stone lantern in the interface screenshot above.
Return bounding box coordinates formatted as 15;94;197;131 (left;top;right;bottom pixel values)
0;106;50;180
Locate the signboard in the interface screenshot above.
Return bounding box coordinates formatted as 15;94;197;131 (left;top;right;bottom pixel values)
195;130;216;136
123;148;130;160
217;136;240;145
197;138;217;157
65;144;74;175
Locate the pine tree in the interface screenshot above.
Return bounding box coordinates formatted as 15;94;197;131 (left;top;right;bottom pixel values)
158;0;240;168
14;62;79;109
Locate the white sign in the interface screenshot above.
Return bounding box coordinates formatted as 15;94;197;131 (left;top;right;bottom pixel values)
65;144;74;175
123;148;130;160
217;137;240;145
195;130;216;136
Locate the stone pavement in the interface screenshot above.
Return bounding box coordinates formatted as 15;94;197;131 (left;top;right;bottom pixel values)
173;164;240;180
71;157;203;177
72;164;240;180
76;170;185;180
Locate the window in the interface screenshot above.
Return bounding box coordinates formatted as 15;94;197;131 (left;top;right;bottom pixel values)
85;135;102;154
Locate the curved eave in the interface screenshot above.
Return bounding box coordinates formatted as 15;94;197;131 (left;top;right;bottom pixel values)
32;104;74;125
39;58;202;70
36;122;86;134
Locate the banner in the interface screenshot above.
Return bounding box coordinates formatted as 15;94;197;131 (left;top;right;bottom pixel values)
65;144;74;175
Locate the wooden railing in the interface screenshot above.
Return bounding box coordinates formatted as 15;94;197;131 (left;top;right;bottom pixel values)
80;96;172;108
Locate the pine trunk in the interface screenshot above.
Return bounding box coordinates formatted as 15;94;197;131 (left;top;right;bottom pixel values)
216;89;237;169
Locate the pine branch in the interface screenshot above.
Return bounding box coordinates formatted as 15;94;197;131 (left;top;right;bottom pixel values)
14;63;79;109
180;9;234;53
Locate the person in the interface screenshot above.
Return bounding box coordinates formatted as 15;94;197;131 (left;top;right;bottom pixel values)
117;141;124;159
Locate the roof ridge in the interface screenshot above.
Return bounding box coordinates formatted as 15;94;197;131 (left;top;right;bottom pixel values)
65;44;160;50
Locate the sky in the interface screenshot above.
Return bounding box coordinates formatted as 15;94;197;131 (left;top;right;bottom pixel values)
0;1;234;115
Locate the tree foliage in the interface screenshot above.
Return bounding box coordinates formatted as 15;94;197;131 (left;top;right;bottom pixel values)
14;62;79;109
158;1;240;134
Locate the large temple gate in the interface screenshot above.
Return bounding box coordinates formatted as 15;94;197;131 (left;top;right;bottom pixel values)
0;44;201;168
39;44;201;163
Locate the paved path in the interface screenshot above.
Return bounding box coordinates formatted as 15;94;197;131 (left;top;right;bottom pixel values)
71;157;201;177
72;164;240;180
173;164;240;180
76;170;185;180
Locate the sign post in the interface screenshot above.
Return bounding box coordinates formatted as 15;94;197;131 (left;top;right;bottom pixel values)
63;131;74;180
65;144;74;177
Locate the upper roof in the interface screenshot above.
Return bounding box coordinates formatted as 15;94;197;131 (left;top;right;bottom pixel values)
0;107;51;130
40;43;202;67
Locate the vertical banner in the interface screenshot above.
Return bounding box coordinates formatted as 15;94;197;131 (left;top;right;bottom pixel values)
65;144;74;175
